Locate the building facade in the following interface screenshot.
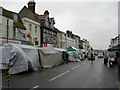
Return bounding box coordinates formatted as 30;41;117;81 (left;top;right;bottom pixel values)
60;32;66;49
36;10;57;47
66;30;76;48
0;6;27;45
56;30;66;49
74;35;81;49
109;36;119;48
19;6;41;46
82;38;91;53
0;0;92;49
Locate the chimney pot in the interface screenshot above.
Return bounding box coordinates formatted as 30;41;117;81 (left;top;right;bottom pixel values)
28;0;36;13
44;10;49;15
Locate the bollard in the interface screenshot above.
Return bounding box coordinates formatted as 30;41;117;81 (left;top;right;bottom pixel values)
6;63;10;87
1;63;10;88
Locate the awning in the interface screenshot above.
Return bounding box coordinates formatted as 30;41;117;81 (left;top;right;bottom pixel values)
66;46;77;51
108;45;120;51
13;22;26;30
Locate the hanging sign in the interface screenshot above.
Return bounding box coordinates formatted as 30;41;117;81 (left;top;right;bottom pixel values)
27;33;31;38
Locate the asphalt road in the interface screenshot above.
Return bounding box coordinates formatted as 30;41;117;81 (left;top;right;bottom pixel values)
2;57;120;89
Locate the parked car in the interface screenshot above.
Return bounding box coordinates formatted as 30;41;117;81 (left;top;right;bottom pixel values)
87;53;95;60
98;53;103;58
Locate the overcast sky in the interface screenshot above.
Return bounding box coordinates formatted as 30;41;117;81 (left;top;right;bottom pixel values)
0;0;119;50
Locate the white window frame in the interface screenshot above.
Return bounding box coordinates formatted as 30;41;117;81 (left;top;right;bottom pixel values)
29;24;32;32
35;26;37;33
14;14;18;21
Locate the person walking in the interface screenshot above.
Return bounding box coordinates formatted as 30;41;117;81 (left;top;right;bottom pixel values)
91;52;94;64
63;52;69;63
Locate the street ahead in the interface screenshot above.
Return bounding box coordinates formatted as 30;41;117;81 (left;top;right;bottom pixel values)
2;57;120;88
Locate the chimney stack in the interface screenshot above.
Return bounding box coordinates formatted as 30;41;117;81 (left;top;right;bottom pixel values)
28;0;36;13
44;10;49;15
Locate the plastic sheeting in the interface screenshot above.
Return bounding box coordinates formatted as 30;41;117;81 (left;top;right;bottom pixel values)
0;44;29;74
19;45;40;71
0;44;40;74
38;47;63;68
0;43;65;74
67;51;80;62
53;48;67;52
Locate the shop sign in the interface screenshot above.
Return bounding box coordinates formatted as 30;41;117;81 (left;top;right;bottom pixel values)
0;38;21;45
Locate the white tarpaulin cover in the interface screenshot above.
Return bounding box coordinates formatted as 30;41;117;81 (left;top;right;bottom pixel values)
0;43;40;74
67;51;80;62
53;48;67;52
19;45;40;71
38;47;63;68
0;44;29;74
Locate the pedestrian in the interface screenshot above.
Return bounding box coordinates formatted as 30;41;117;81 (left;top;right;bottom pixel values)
84;54;88;60
66;52;69;62
91;52;94;64
63;52;69;63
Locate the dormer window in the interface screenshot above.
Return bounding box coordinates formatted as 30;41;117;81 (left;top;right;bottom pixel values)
14;14;18;22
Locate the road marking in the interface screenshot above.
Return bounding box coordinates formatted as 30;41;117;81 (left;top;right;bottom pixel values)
29;85;39;90
49;71;69;81
83;62;86;64
72;65;80;70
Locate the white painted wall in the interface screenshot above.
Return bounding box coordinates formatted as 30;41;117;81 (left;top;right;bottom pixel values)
1;16;14;39
66;37;75;48
21;17;41;46
0;15;2;37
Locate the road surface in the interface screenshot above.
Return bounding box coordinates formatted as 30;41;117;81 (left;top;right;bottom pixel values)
2;57;120;89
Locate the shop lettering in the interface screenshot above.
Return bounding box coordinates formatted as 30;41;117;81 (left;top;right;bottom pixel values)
0;40;20;44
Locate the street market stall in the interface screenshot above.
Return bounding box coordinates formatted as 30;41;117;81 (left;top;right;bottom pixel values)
0;44;29;74
66;46;80;62
38;47;63;68
53;48;69;63
0;43;41;74
108;45;120;51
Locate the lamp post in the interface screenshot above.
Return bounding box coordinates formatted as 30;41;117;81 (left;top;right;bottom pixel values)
6;19;9;43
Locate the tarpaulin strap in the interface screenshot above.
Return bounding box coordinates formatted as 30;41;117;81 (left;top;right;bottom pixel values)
0;63;9;65
9;52;19;67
